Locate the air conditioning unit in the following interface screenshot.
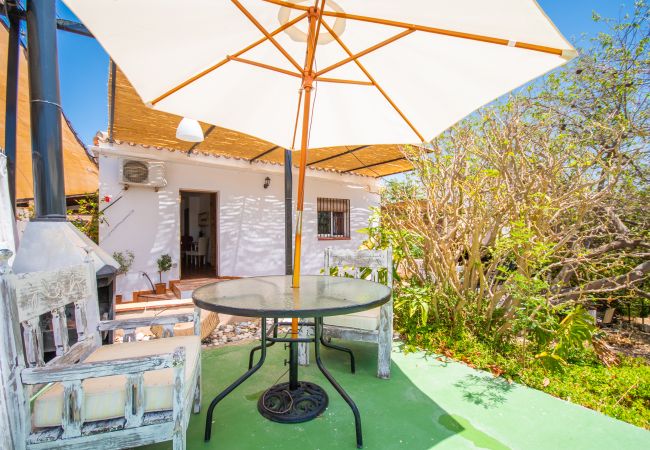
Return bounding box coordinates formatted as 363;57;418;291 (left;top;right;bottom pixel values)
119;159;167;191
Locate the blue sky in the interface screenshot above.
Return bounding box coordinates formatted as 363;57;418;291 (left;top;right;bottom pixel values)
50;0;630;147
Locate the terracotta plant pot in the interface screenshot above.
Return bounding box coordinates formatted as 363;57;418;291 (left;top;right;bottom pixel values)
115;294;123;304
154;283;166;295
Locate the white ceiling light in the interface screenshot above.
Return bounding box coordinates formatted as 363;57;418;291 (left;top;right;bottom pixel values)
176;117;204;142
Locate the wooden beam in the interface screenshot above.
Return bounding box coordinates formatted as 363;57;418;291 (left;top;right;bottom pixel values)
264;0;566;56
229;56;302;78
308;145;369;166
187;125;216;155
323;20;425;142
150;12;307;105
316;29;414;77
343;145;432;175
249;145;280;163
108;60;116;142
343;155;407;173
231;0;303;72
381;166;415;177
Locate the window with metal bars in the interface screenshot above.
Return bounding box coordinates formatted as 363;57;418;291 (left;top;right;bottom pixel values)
317;198;350;239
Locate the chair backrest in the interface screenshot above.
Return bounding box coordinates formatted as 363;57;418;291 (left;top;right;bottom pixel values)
197;237;209;255
324;248;393;286
1;247;100;369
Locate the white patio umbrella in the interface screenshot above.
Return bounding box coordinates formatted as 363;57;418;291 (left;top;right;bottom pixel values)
65;0;575;299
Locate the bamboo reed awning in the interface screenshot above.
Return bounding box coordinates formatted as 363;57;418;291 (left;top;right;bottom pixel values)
0;25;99;201
109;66;412;178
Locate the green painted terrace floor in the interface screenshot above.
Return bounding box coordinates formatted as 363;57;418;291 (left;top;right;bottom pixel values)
144;341;648;450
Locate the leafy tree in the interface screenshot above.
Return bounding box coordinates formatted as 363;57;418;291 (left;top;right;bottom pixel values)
371;3;649;365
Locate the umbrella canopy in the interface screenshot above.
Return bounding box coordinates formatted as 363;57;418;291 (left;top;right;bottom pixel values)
65;0;576;289
107;65;414;176
65;0;575;150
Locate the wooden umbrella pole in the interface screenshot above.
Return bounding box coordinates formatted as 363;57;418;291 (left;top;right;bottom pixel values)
292;84;312;288
291;3;322;338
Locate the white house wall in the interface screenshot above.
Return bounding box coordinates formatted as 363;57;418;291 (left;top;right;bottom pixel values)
96;144;380;299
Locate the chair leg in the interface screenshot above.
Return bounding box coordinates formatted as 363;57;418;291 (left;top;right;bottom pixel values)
377;300;393;379
173;428;186;450
377;343;391;379
193;362;202;414
298;324;312;366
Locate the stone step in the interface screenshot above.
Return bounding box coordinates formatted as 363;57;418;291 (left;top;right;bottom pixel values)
171;277;238;298
115;298;194;313
116;277;239;313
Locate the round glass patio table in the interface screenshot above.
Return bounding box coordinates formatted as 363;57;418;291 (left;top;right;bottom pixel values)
193;275;391;449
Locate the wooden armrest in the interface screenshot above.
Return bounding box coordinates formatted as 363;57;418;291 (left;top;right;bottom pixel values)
98;311;196;331
21;347;186;385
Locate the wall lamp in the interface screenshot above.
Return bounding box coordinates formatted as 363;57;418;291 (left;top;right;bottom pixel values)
264;176;271;189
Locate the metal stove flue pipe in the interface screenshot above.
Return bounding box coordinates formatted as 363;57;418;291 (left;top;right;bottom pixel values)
26;0;66;220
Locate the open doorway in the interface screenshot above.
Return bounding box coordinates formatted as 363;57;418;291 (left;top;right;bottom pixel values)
180;190;218;279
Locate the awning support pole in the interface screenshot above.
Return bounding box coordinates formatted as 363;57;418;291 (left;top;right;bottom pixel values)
284;149;293;276
26;0;66;220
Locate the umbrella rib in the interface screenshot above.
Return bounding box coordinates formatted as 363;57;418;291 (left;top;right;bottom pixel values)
315;29;414;77
291;89;304;150
150;12;307;105
229;56;302;79
231;0;303;73
304;0;326;73
322;20;425;142
263;0;568;56
317;77;372;86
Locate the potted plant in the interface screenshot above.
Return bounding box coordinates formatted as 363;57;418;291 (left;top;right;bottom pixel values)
113;250;134;276
112;250;134;302
156;254;172;294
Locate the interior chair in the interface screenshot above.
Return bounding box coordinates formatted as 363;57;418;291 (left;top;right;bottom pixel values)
180;235;194;266
186;237;208;267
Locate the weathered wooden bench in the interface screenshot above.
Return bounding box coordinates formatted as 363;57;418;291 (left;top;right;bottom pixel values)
298;248;394;379
0;247;201;450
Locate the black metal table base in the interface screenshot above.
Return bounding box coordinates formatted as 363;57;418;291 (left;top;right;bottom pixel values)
204;317;363;448
258;381;328;423
249;319;356;373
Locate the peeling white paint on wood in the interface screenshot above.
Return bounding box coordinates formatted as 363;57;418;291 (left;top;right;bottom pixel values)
1;246;201;449
306;247;394;378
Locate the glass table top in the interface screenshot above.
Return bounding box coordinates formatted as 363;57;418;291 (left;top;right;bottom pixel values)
192;275;392;318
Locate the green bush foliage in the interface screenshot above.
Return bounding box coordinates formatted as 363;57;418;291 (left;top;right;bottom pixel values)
366;4;649;428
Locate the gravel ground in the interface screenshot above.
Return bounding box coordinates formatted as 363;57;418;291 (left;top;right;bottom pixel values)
603;325;650;361
201;319;291;348
113;316;292;348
